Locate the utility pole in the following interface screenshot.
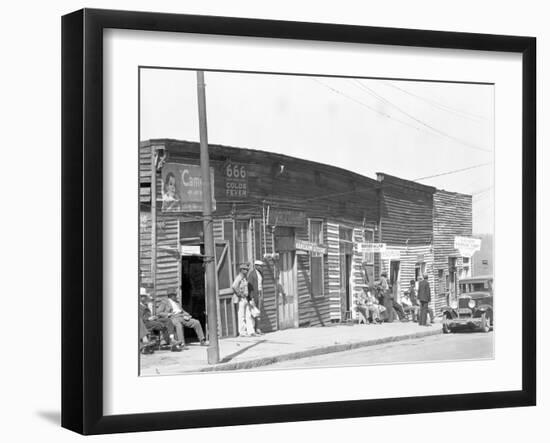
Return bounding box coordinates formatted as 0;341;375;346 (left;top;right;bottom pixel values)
150;145;157;315
196;70;220;364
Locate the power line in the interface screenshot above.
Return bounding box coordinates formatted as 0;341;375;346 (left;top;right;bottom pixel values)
312;79;423;132
413;162;492;181
352;80;492;154
383;81;489;122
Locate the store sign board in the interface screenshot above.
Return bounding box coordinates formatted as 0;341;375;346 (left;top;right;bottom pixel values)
454;236;481;257
381;249;401;260
224;162;248;199
295;240;327;255
161;163;216;212
357;242;386;253
180;245;202;255
269;209;306;228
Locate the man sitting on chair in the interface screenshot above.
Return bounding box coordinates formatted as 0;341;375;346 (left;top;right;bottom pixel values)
157;291;207;346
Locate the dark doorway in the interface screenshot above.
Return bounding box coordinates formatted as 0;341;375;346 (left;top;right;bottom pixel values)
181;256;206;342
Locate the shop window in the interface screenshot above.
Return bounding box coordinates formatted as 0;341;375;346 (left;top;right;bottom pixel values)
309;220;324;296
235;220;250;270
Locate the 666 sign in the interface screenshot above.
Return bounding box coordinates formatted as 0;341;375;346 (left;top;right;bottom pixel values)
224;162;248;199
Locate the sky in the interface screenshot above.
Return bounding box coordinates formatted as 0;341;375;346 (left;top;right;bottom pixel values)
140;68;494;235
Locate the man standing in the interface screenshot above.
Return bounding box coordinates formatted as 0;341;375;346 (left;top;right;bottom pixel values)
232;263;255;336
248;260;265;334
417;273;432;326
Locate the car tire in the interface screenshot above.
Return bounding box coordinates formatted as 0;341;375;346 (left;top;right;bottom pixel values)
442;316;451;334
480;313;491;333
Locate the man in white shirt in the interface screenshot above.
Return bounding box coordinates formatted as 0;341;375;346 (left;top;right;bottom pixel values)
247;260;265;335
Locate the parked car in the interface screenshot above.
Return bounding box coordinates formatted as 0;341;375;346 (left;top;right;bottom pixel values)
441;275;493;333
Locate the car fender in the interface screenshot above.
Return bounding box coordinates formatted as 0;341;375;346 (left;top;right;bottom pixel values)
441;307;458;319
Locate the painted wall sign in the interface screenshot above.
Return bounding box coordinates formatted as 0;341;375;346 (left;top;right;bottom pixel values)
161;163;216;212
381;249;401;260
224;162;248;199
454;236;481;257
356;242;387;253
268;209;306;228
295;240;327;255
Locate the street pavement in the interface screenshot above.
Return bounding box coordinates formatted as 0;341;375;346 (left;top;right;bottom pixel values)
250;331;494;370
140;320;443;376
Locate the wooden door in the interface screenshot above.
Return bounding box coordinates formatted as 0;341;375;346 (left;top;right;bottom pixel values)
277;251;298;329
215;241;236;337
340;253;352;317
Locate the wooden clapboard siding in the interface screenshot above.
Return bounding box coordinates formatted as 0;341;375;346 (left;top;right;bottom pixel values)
350;228;365;320
259;231;277;332
326;222;341;321
141;139;380;226
154;215;180;294
433;190;473;314
213;219;224;241
377;173;435;246
294;225;331;327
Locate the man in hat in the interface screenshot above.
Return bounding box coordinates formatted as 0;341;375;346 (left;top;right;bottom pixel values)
417;272;432;326
248;260;265;334
139;291;183;352
163;291;207;346
232;263;255;336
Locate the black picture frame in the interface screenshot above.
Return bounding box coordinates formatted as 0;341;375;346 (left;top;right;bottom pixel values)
61;8;536;435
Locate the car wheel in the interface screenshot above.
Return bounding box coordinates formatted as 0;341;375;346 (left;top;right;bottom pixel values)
481;313;491;333
442;316;451;334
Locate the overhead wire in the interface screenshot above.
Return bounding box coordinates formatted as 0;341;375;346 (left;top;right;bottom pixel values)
413;162;492;181
351;79;492;154
382;81;489;123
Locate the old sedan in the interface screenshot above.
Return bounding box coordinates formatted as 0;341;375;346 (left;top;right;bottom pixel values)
441;275;493;333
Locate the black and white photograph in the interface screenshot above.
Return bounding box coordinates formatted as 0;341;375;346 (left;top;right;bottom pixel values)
138;69;495;376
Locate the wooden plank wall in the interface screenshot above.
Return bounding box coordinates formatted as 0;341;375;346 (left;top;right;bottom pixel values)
351;228;366;320
433;190;473;314
259;231;278;333
326;222;341;321
296;226;331;327
379;177;434;246
153;215;180;295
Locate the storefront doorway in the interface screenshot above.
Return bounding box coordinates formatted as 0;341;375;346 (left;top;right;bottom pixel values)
180;256;206;343
339;227;353;319
274;227;298;329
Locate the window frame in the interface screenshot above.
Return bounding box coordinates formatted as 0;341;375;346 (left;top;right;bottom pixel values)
308;218;325;297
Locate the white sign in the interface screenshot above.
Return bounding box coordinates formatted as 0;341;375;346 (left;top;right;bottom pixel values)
295;240;327;255
454;236;481;257
381;249;401;260
357;242;386;253
180;245;201;255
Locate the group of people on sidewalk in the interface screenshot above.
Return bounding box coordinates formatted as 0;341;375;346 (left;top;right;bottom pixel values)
356;272;435;326
231;260;264;337
139;289;207;354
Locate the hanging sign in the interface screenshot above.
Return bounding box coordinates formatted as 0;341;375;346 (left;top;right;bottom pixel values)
356;242;386;253
454;236;481;257
295;240;327;255
268;209;306;227
224;162;248;199
161;163;216;212
381;249;401;260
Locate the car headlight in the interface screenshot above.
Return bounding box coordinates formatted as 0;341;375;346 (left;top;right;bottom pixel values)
450;300;458;309
468;299;476;309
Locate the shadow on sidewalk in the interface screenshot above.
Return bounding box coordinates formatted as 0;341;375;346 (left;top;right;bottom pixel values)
220;339;266;363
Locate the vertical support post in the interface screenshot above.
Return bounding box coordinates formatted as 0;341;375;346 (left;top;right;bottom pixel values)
197;70;220;364
151;145;157;315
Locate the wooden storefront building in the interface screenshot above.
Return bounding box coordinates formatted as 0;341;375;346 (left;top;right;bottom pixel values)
139;139;381;338
376;174;473;316
139;139;474;338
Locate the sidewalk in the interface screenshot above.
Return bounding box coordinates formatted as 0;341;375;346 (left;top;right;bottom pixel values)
140;320;442;376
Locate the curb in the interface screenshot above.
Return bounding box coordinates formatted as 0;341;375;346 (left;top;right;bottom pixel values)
196;327;442;372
